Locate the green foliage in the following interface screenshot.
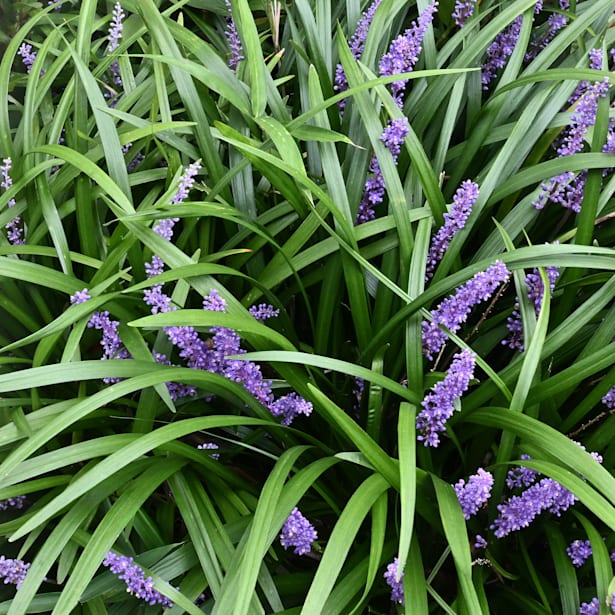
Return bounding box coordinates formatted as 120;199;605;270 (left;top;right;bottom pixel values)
0;0;613;613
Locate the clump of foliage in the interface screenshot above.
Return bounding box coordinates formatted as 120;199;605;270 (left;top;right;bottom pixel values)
0;0;614;613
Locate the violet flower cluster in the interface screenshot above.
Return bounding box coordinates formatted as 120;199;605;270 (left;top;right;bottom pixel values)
105;2;125;105
452;0;476;28
0;495;26;511
17;43;37;74
533;71;609;213
416;348;476;447
422;261;510;360
453;468;494;519
379;2;439;105
525;1;569;62
579;598;600;615
1;157;24;245
481;16;522;88
384;557;404;604
503;265;559;351
491;476;577;538
566;539;592;567
334;0;383;105
224;0;244;72
425;179;478;279
70;288;91;305
0;556;30;588
355;3;438;224
107;2;125;53
482;1;569;87
491;444;603;539
279;507;317;555
355;118;409;224
102;552;173;608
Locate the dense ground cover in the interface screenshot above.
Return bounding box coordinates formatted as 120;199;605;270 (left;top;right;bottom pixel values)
0;0;614;612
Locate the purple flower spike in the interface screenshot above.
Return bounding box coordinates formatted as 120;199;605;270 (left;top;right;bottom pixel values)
506;454;538;488
0;496;26;511
422;261;510;360
280;507;317;555
269;392;313;426
452;0;476;27
70;288;91;305
453;467;494;519
334;0;383;103
490;477;577;538
384;557;404;604
102;552;173;608
225;0;244;72
580;598;600;615
603;386;615;409
1;157;23;245
416;348;476;447
379;2;438;106
17;43;37;73
426;179;478;279
249;303;280;321
0;556;30;588
566;539;592;567
474;535;488;549
504;265;559;351
481;16;522;88
107;3;125;53
171;161;201;205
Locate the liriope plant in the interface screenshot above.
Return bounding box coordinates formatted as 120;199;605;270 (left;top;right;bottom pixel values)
0;0;613;613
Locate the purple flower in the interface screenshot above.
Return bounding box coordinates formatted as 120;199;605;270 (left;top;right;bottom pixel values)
269;392;313;426
452;0;476;27
1;157;23;245
88;311;131;383
481;16;522;88
381;117;409;158
224;0;244;72
70;288;91;305
197;442;220;460
533;78;609;212
426;179;478;279
503;265;559;351
416;349;476;447
383;557;404;604
102;552;173;608
107;3;125;53
453;467;494;519
603;386;615;409
379;2;439;106
48;1;63;9
566;539;592;567
17;43;37;73
355;118;409;225
491;477;577;538
506;454;538;489
422;261;510;360
249;304;280;321
579;598;600;615
334;0;383;103
171;161;201;205
0;556;30;588
0;496;26;511
474;535;488;549
279;507;317;555
525;12;568;62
